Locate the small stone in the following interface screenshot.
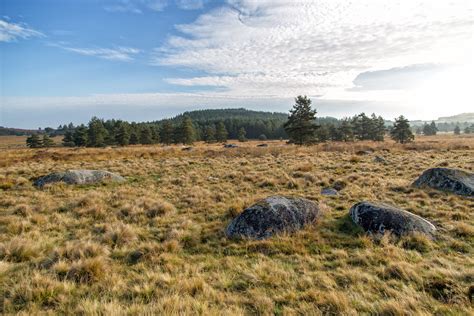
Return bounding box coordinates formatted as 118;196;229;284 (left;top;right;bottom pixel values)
321;187;338;196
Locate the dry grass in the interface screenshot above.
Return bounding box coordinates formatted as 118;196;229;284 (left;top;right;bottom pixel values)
0;136;473;314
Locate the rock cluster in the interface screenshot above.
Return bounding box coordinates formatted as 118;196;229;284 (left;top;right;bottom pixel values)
33;170;125;188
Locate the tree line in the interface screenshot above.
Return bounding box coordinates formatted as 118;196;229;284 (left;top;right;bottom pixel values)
25;99;474;148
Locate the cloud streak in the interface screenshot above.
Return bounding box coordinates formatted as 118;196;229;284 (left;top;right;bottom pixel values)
50;43;141;61
0;19;44;42
154;0;473;100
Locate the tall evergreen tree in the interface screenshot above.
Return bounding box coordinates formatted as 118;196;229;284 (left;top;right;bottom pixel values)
204;125;216;143
371;114;386;141
160;121;174;145
129;132;139;145
183;116;196;145
283;95;319;145
238;127;247;142
423;121;438;136
62;131;75;147
73;125;88;147
26;134;42;148
139;126;153;144
390;115;414;144
453;125;461;135
42;134;55;147
115;122;131;146
338;119;354;141
87;117;108;147
216;121;228;142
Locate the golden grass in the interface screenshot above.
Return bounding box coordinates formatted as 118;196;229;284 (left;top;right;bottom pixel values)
0;136;473;314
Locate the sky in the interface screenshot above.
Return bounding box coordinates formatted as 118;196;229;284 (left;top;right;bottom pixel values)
1;0;473;128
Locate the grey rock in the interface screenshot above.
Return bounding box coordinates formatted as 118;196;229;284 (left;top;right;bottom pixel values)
373;156;387;164
356;149;374;155
413;168;474;197
350;201;436;237
182;146;193;151
33;170;125;188
224;144;238;148
321;187;338;196
226;196;320;239
257;144;268;147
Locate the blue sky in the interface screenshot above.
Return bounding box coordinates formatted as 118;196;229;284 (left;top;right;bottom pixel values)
1;0;473;128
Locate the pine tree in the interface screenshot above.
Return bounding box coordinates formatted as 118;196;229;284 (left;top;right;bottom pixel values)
283;95;319;145
178;116;196;145
129;132;139;145
87;117;108;147
338;119;354;141
454;125;461;135
371;114;385;141
139;126;153;145
115;122;130;146
216;121;228;142
238;127;247;142
26;134;42;148
160;121;174;145
73;125;88;147
423;121;438;136
42;134;55;147
204;125;216;143
151;126;160;144
390;115;414;144
62;131;75;147
315;125;330;142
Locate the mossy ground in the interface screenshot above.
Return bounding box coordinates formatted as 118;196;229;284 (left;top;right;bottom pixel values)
0;136;473;314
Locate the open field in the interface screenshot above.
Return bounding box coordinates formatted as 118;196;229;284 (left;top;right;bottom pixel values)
0;137;473;314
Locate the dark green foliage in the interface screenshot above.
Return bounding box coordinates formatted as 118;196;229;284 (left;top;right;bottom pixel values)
73;125;88;147
216;121;228;143
390;115;414;144
238;127;247;142
87;117;108;147
160;120;174;145
204;125;216;143
258;134;267;141
453;125;460;135
26;134;42;148
284;95;319;145
115;122;130;146
423;121;438;136
177;116;196;145
62;131;75;147
129;132;139;145
139;126;153;145
42;134;55;147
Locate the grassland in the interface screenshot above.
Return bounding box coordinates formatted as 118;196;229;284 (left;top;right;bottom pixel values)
0;136;473;315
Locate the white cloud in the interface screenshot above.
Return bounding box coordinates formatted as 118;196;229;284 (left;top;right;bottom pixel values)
50;43;141;61
104;0;168;13
0;19;44;42
176;0;206;10
153;0;474;104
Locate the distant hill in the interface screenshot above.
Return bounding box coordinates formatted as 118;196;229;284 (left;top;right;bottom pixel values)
0;126;39;136
437;113;474;123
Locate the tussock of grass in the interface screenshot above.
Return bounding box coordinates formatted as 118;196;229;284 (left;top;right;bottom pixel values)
0;136;473;314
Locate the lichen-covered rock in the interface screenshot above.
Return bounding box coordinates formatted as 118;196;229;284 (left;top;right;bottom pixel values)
350;201;436;237
33;170;125;188
412;168;474;197
226;196;320;239
321;187;338;196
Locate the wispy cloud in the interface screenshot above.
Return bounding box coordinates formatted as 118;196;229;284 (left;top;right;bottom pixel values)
0;19;44;42
153;0;473;100
50;43;141;61
104;0;168;13
176;0;206;10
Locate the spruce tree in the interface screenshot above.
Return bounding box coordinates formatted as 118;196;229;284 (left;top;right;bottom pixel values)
338;119;354;141
454;125;461;135
26;134;42;148
204;125;216;143
179;116;196;145
62;131;75;147
129;132;139;145
238;127;247;142
139;126;153;145
73;125;88;147
115;122;130;146
283;95;319;145
216;121;228;142
42;134;55;147
160;121;174;145
87;117;108;147
390;115;414;144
